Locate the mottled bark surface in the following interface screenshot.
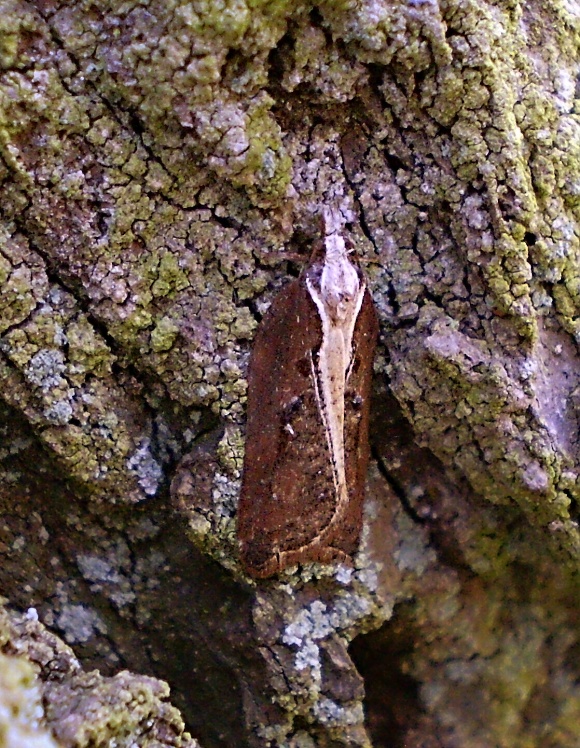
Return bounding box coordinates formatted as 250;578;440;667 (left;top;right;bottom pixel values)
0;1;578;747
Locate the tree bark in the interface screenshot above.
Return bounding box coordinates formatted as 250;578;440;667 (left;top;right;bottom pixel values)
0;1;578;747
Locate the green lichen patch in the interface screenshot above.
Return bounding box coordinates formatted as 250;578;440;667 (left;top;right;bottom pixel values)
0;652;58;748
0;607;198;748
0;269;159;503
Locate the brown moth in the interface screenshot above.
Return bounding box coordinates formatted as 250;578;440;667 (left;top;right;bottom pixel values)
237;209;379;578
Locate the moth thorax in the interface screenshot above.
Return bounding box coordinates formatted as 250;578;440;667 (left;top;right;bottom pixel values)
320;255;361;322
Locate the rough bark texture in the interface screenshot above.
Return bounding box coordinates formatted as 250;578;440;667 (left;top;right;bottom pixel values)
0;606;199;747
0;1;579;747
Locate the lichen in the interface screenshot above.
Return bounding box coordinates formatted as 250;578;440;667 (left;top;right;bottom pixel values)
126;439;163;497
0;607;198;748
0;652;58;748
55;604;108;645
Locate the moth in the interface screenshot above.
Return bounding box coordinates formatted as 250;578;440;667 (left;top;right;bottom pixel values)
237;209;379;578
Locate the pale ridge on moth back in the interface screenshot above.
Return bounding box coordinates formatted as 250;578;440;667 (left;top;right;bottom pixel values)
306;208;367;539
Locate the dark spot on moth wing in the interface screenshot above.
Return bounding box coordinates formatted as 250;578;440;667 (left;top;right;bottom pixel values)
349;354;362;377
280;395;304;442
296;356;312;379
350;393;364;410
282;395;303;419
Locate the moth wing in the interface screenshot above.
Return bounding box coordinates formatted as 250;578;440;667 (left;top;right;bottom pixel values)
332;288;379;554
238;275;337;577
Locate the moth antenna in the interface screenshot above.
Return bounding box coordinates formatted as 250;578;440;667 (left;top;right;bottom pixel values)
344;235;356;256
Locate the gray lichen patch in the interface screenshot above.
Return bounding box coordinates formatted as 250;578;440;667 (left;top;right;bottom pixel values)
55;604;108;645
24;348;68;394
0;261;159;503
126;438;163;497
74;530;168;621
